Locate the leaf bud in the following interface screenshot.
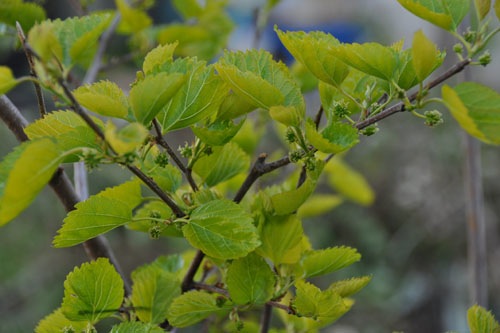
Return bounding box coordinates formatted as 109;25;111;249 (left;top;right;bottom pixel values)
285;127;297;143
478;51;491;66
453;43;463;54
424;110;443;127
360;124;379;136
464;29;476;43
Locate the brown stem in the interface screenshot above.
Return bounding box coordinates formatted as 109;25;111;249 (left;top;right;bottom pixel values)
152;119;199;191
16;22;47;118
259;304;272;333
0;95;131;295
355;58;472;130
182;250;206;292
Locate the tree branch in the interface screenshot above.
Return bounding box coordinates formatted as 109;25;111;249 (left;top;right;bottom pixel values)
355;58;471;130
152;119;199;192
182;250;205;292
259;304;272;333
0;95;131;295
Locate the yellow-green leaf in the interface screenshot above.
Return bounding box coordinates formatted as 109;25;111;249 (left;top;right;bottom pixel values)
475;0;491;20
442;83;500;144
297;194;343;218
35;308;87;333
0;139;61;226
306;119;359;154
143;42;178;75
412;30;440;82
495;0;500;20
0;66;19;94
276;28;349;86
397;0;469;31
0;0;46;31
300;246;361;278
328;276;372;298
325;156;374;206
468;305;500;333
269;105;303;127
116;0;152;34
105;122;149;155
74;80;129;119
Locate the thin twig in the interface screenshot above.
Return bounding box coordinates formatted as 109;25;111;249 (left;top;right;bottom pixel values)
0;95;131;295
152;119;199;191
314;105;324;129
182;250;206;292
15;22;47;117
355;58;471;130
259;304;272;333
233;153;269;203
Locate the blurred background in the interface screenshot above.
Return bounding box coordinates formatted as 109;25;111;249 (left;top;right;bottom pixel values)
1;0;500;332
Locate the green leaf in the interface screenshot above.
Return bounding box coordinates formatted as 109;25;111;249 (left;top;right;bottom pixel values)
116;0;152;34
62;258;124;323
412;30;441;82
24;110;88;139
0;0;46;31
0;139;61;226
495;0;500;20
256;213;304;264
330;42;398;80
158;60;227;131
294;280;350;321
215;49;305;113
301;246;361;278
397;0;469;31
297;194;343;218
217;92;257;120
442;83;500;144
128;200;182;238
475;0;491;20
172;0;203;18
0;66;19;94
192;119;244;146
269;105;303;127
276;28;349;86
325;156;375;206
35;308;88;333
468;305;500;333
182;199;260;259
105;122;149;155
53;180;142;247
226;253;276;305
149;164;183;194
110;322;164;333
73;80;129;119
143;42;178;75
270;162;324;216
306;118;359;154
130;72;186;125
328;276;372;298
168;290;232;327
131;265;181;324
27;20;63;65
193;142;249;187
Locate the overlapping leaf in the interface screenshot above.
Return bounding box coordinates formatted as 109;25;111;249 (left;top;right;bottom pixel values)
61;258;124;323
182;199;260;259
110;322;164;333
73;81;129;119
276;28;349;86
53;180;142;247
116;0;151;34
306;119;359;154
397;0;469;31
226;253;276;305
142;42;178;75
0;139;61;226
104;122;149;155
35;308;87;333
192;119;244;146
442;83;500;144
300;246;361;278
128;201;182;238
412;30;441;82
215;49;305;118
167;290;232;327
328;276;372;298
193;142;249;187
131;265;181;324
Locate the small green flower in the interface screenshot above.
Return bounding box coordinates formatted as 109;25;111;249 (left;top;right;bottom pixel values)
424;110;444;127
178;142;193;158
479;51;491;67
332;100;350;118
360;124;379;136
453;43;463;54
154;152;169;167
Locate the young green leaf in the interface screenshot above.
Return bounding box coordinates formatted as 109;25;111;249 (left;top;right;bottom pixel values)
269;105;303;127
158;60;227;131
256;213;304;264
495;0;500;20
0;0;46;31
293;280;351;322
325;156;375;206
193;142;249;187
300;246;361;278
305;119;359;154
226;253;276;305
330;42;398;81
182;199;260;259
167;290;232;327
442;83;500;144
143;42;178;75
412;30;441;82
24;110;89;139
191;119;244;146
467;305;500;333
275;28;349;86
397;0;469;31
104;122;149;155
215;49;305;114
73;80;129;119
115;0;152;34
0;139;61;226
129;72;186;125
35;308;88;333
128;200;182;238
131;265;181;324
53;180;142;247
475;0;491;20
328;276;372;298
61;258;124;323
110;322;164;333
0;66;19;95
297;194;343;218
27;20;63;65
172;0;203;19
